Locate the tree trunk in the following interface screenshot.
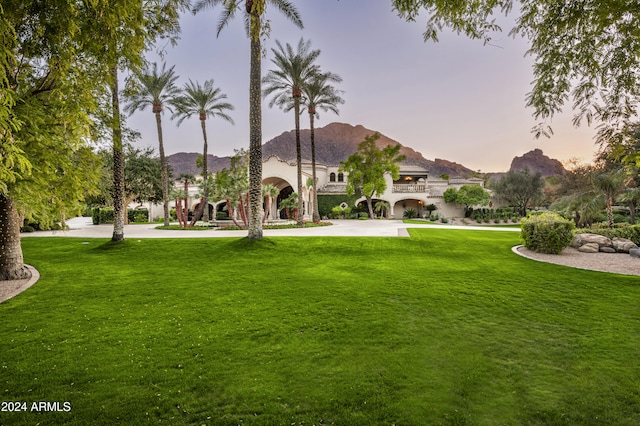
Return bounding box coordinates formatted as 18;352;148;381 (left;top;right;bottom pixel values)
310;112;320;222
200;118;210;222
110;67;125;242
247;12;263;240
156;111;170;227
294;95;304;226
366;195;374;219
628;200;636;225
606;198;614;228
0;194;30;281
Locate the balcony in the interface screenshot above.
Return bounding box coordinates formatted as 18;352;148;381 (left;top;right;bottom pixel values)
392;184;426;193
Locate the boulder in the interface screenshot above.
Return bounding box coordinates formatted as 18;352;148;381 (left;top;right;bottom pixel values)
578;242;600;253
630;248;640;258
612;237;639;253
571;233;613;248
599;247;617;253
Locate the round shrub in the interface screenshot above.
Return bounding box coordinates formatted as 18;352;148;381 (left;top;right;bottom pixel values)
521;212;575;254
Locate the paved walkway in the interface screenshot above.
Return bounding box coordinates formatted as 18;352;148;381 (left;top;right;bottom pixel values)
21;217;521;239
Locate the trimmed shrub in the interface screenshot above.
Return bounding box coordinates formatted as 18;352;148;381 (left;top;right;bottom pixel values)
521;212;575;254
92;207;101;225
21;225;35;233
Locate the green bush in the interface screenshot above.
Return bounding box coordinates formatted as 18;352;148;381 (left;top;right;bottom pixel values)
403;208;418;219
128;209;148;223
21;225;35;233
92;207;101;225
358;212;368;219
521;212;575;254
440;217;448;223
216;211;228;220
133;213;148;223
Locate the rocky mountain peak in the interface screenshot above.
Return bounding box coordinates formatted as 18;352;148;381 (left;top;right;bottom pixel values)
509;149;566;176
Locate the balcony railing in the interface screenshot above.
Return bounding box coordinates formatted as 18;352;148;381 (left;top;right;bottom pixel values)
392;184;426;193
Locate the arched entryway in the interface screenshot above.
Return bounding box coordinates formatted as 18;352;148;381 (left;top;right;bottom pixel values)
262;177;295;221
192;201;214;221
393;198;425;219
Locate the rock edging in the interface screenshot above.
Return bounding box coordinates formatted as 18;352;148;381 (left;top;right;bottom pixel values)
571;233;639;256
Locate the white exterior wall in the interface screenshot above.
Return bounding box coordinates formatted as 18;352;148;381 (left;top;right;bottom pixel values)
131;156;495;221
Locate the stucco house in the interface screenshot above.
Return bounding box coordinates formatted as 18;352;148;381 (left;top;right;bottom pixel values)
139;155;489;221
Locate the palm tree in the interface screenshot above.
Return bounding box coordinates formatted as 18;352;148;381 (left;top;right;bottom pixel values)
591;169;626;228
302;71;344;222
125;62;180;227
618;187;640;224
192;0;303;240
263;38;321;226
374;200;390;219
172;79;234;222
262;183;280;224
176;173;196;228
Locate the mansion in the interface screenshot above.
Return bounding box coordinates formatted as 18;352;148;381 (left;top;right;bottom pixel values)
143;155;488;221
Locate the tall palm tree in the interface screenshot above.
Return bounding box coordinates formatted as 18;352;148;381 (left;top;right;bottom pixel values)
301;71;344;222
125;62;180;227
263;38;321;225
193;0;303;240
172;79;234;222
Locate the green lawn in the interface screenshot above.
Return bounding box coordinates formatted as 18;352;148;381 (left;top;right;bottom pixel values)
1;229;639;425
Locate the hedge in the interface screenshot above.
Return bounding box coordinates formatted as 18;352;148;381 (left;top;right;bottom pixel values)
92;207;149;225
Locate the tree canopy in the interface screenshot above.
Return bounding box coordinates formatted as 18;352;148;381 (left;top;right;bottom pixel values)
491;168;544;216
443;185;490;211
340;133;405;218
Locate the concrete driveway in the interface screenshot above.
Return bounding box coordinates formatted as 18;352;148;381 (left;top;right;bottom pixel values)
20;217;521;239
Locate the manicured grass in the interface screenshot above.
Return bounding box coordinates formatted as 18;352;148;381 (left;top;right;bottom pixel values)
1;229;639;425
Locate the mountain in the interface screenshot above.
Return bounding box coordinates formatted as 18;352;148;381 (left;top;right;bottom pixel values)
167;152;230;177
168;122;475;178
262;122;474;177
509;149;566;177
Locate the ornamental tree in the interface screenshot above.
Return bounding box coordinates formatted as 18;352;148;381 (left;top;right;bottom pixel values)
339;133;405;219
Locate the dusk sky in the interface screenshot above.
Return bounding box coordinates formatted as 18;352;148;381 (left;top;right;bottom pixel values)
126;1;599;173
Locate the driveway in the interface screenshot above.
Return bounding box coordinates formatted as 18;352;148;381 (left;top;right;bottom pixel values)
21;217;521;239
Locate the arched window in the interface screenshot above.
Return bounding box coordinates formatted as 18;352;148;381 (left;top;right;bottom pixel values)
337;173;344;182
329;173;336;182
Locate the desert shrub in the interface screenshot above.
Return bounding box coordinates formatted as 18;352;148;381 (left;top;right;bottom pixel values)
403;208;418;219
440;217;448;223
521;212;575;254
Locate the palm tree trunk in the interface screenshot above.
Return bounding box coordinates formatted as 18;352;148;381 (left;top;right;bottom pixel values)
247;11;263;240
294;96;304;226
200;118;210;222
309;112;320;222
606;198;614;228
156;111;170;227
0;194;30;281
110;67;125;242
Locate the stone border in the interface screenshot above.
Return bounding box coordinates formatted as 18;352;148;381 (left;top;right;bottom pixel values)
512;245;640;276
0;265;40;304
